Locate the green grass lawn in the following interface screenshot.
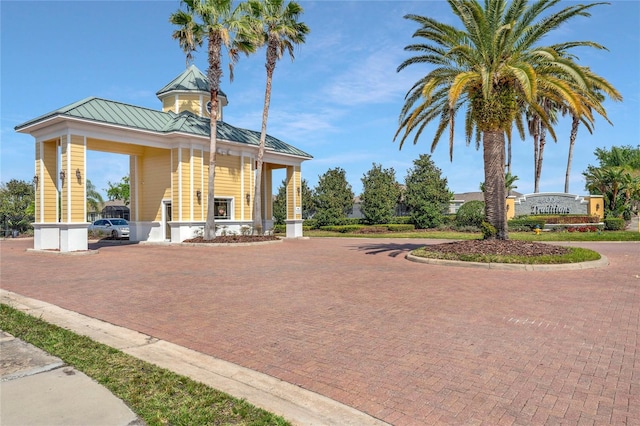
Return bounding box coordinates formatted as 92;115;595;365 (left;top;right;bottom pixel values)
302;229;640;241
410;246;601;264
0;305;290;426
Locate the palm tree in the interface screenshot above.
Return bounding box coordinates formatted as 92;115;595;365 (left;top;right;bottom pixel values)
86;179;104;215
247;0;309;234
170;0;257;240
170;9;205;68
480;171;519;195
563;69;621;193
526;97;559;193
395;0;616;240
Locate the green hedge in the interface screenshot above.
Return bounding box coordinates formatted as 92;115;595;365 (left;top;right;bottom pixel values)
533;215;600;224
604;217;625;231
319;223;416;233
508;217;546;231
319;225;364;233
385;224;415;232
389;216;412;225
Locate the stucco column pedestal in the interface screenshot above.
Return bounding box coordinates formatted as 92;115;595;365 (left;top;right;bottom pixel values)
285;219;304;238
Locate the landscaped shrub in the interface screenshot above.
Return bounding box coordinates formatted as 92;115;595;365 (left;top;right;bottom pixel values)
303;218;319;229
455;200;485;228
566;226;600;232
273;224;286;234
319;224;364;233
480;221;497;239
534;215;600;224
385;224;415;232
455;225;481;233
389;216;412;225
508;217;546;231
604;217;625;230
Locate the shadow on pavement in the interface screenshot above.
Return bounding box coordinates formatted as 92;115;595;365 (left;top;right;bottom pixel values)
350;242;427;257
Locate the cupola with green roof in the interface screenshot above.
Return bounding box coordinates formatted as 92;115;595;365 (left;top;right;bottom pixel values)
156;65;228;120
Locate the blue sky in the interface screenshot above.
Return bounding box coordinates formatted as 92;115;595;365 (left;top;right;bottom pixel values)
2;0;639;198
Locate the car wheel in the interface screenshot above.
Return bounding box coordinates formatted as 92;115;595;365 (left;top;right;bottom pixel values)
112;230;119;239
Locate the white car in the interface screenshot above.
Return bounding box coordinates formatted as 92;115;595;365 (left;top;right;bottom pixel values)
89;219;130;239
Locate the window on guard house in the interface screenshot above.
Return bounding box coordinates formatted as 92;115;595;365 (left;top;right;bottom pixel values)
214;198;232;220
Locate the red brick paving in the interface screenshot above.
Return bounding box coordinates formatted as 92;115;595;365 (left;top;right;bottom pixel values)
1;238;639;425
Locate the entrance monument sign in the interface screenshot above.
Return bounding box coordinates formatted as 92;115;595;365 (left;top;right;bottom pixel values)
513;193;588;217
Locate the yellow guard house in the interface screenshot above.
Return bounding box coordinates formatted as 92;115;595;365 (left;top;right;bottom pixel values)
16;66;312;252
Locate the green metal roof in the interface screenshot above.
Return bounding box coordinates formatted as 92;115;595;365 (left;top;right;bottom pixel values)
155;65;227;99
15;97;312;159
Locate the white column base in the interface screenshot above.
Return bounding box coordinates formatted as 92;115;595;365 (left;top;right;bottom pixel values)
33;223;60;250
130;221;163;242
34;223;88;252
285;219;304;238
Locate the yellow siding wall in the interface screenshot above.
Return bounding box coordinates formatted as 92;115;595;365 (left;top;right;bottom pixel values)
243;156;253;220
87;138;144;156
171;148;180;220
180;148;191;221
129;156;136;221
286;166;301;220
60;141;68;222
177;95;202;116
34;142;41;222
41;141;58;223
69;135;85;222
162;97;175;113
215;155;243;219
193;149;204;221
139;147;171;221
264;164;274;220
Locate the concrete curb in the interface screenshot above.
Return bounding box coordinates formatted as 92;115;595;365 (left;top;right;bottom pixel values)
0;290;389;426
405;253;609;271
26;249;100;256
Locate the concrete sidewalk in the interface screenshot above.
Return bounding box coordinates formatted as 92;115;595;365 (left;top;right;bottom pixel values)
0;330;143;426
1;290;388;426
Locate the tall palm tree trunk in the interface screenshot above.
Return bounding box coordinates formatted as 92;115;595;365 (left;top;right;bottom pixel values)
483;130;508;240
564;115;579;193
535;126;547;193
532;117;540;193
205;31;223;240
507;138;512;175
253;40;277;234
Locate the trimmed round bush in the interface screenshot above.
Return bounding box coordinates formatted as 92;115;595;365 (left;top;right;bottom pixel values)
455;200;485;228
604;217;625;231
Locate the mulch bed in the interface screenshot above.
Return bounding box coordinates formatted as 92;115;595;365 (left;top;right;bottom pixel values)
424;239;570;257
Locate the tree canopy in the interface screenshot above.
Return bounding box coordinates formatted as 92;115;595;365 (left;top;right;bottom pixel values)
404;154;452;229
360;163;401;225
395;0;619;239
313;167;354;227
0;179;35;234
106;176;130;206
583;145;640;219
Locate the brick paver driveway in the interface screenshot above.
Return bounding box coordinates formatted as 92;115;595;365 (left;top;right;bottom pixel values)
1;238;638;425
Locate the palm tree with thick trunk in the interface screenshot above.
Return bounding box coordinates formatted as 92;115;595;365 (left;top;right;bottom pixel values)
395;0;617;240
247;0;309;234
171;0;256;240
